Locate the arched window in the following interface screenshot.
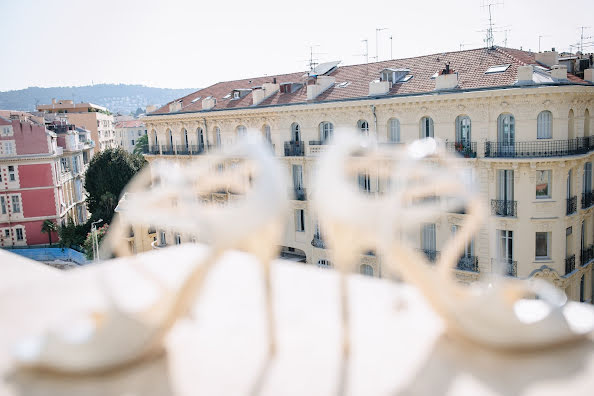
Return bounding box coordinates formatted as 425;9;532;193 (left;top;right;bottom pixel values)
497;113;515;149
236;125;247;136
420;116;434;138
197;128;204;148
151;129;158;147
291;123;301;142
183;129;188;149
317;259;332;268
455;115;471;144
262;124;271;142
537;111;552;139
319;121;334;142
215;127;221;147
585;109;591;138
388;118;400;142
357;120;369;135
360;264;374;276
568;109;575;139
167;129;173;148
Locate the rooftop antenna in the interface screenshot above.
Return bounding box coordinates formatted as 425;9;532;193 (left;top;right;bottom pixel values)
389;35;393;59
579;26;592;53
481;0;504;49
361;39;369;64
308;45;321;73
538;34;550;52
503;28;511;47
376;27;387;61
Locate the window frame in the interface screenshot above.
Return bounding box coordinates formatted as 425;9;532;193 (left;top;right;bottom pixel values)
535;170;552;199
388;118;400;142
11;195;20;213
535;231;551;260
537;110;553;139
420;116;434;138
295;209;305;232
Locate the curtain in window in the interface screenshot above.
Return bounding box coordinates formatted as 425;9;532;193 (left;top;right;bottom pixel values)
319;122;333;142
422;223;436;251
497;170;514;201
537;111;552;139
420;117;434;138
455;116;471;144
584;162;592;193
292;165;303;189
497;114;515;145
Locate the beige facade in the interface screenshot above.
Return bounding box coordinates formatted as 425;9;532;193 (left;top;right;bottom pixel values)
115;121;147;153
135;82;594;303
37;100;116;151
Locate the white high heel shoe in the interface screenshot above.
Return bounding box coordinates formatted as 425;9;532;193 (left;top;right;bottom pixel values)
313;131;594;350
13;132;288;373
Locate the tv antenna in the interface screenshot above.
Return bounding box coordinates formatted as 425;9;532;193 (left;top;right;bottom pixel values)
502;28;511;47
376;27;387;62
538;34;550;52
358;39;369;64
307;45;322;73
389;35;393;59
578;26;592;52
481;1;504;48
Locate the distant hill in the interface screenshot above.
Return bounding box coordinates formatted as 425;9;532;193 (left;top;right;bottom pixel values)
0;84;198;115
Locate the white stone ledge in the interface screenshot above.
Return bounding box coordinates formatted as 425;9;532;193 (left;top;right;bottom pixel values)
0;245;593;396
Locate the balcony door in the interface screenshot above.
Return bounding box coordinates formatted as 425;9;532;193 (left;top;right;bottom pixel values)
583;162;592;193
455;116;471;146
566;226;572;258
497;230;513;263
567;170;572;199
452;225;473;258
498;114;515;154
184;129;189;150
497;170;514;202
197;128;204;149
292;164;303;190
421;223;436;252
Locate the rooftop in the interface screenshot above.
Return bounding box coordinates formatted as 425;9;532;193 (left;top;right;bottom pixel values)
151;46;592;115
115;120;145;128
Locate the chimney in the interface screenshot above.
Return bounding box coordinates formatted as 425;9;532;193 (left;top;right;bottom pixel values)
306;75;336;100
51;98;56;105
168;100;182;113
252;82;280;106
517;65;534;84
535;50;559;67
368;79;390;96
435;67;458;90
551;64;567;80
584;68;594;83
202;97;216;110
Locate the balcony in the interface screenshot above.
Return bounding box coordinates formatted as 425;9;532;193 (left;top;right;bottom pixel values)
445;142;477;158
457;256;479;272
292;187;307;201
422;249;439;262
175;145;190;155
161;145;174;155
490;199;517;217
284;141;304;156
565;254;576;275
190;144;206;155
580;245;594;266
143;146;161;155
491;258;517;277
567;196;577;215
311;233;326;249
582;192;594;209
484;138;593;158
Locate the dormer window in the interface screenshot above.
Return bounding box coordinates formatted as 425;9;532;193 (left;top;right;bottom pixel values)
380;68;410;85
280;82;303;93
233;91;240;99
485;64;511;74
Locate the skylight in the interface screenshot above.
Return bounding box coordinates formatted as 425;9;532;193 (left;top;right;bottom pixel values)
485;64;511;74
191;96;201;103
223;93;231;99
430;72;439;79
401;75;413;82
337;81;350;88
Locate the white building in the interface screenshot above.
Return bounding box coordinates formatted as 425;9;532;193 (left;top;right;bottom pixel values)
115;120;146;153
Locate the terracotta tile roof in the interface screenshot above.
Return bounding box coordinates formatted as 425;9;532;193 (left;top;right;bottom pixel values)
115;120;145;128
0;116;11;125
151;47;591;115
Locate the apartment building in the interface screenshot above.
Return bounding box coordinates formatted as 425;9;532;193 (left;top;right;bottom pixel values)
0;112;92;247
115;120;147;153
133;46;594;303
37;99;116;151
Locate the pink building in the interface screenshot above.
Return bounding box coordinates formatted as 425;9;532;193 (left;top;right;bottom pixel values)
0;112;93;247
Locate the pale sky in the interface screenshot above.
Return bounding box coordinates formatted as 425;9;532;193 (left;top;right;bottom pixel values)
1;0;592;91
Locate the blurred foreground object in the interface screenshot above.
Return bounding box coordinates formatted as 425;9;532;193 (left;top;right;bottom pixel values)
9;132;288;373
313;131;594;350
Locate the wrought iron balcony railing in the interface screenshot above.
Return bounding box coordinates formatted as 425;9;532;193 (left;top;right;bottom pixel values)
284;141;304;156
580;245;594;266
582;191;594;209
292;187;307;201
311;234;326;249
145;146;160;155
422;249;439;262
565;254;576;275
160;145;174;155
190;144;206;155
484;137;594;158
567;196;577;215
445;142;477;158
308;140;329;146
457;256;479;272
491;199;517;217
491;258;517;277
175;145;190;155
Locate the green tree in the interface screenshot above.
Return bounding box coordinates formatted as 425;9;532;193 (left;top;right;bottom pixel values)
133;133;148;155
84;148;146;225
41;219;58;245
58;217;89;250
